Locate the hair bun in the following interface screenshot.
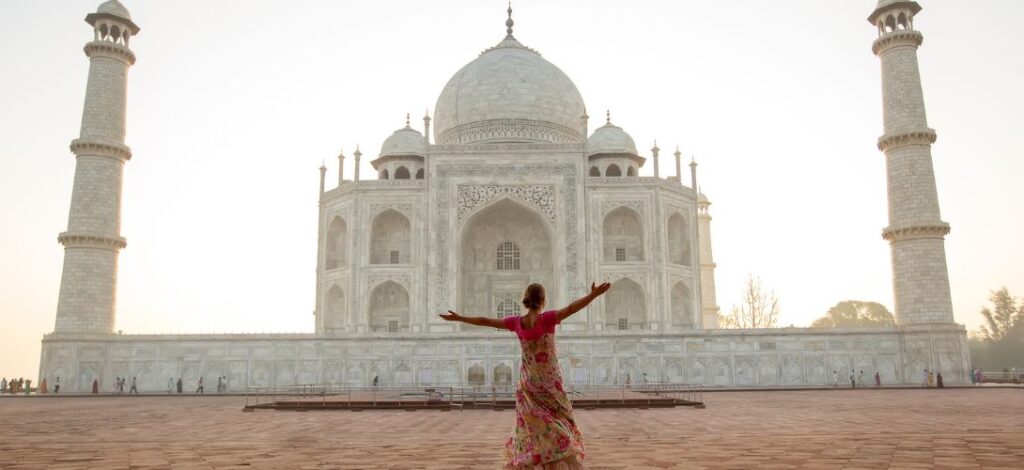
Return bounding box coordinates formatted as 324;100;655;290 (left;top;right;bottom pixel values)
521;283;546;310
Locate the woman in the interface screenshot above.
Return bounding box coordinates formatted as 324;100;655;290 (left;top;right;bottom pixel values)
441;281;611;469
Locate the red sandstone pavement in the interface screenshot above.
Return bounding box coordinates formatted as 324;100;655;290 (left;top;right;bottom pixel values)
0;389;1021;469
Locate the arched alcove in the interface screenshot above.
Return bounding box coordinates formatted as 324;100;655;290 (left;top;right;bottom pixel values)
467;364;485;386
603;206;644;262
368;281;409;333
605;278;646;330
415;168;425;179
394;166;411;179
370;209;411;264
606;164;622;177
325;216;347;270
670;282;694;327
324;285;346;331
380;169;389;180
494;363;513;386
459;199;553;329
589;166;600;177
626;166;636;176
667;212;691;266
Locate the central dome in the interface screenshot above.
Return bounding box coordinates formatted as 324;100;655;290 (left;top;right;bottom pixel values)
433;36;587;145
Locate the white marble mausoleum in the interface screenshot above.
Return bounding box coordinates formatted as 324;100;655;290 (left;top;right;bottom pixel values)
40;1;970;392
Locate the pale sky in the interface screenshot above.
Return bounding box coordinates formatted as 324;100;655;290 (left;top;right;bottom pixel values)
1;1;1022;380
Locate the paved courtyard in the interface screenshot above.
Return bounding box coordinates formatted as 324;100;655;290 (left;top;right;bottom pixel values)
0;388;1021;469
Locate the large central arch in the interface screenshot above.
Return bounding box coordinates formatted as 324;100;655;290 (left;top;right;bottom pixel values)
459;198;554;329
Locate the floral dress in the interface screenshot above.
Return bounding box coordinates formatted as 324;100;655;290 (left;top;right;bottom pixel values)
502;311;587;469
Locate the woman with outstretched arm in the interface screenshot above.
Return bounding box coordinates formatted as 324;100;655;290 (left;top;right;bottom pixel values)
440;281;612;469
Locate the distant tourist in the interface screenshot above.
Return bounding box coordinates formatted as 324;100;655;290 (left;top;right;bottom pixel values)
858;370;864;388
167;377;174;394
874;371;880;388
923;369;930;387
936;372;944;388
832;370;839;389
54;376;60;394
372;375;379;387
1;377;6;394
626;373;632;388
195;376;204;394
129;376;138;395
24;379;32;395
969;368;976;385
217;376;223;393
40;378;48;394
927;370;935;388
176;377;183;394
91;379;99;394
850;370;856;388
440;281;610;468
976;369;984;384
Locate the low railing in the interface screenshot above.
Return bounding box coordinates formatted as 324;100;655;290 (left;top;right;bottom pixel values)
243;382;704;411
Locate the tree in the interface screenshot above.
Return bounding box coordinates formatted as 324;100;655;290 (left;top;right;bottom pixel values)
723;274;779;329
978;288;1022;341
970;288;1024;370
810;301;894;329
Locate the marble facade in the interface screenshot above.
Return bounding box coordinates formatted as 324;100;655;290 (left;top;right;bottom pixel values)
40;1;970;392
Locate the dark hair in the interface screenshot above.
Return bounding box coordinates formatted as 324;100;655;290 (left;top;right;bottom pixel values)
522;283;546;310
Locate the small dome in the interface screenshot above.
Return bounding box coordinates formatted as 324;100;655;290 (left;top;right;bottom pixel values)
380;126;427;157
97;0;131;20
433;37;587;145
588;122;637;156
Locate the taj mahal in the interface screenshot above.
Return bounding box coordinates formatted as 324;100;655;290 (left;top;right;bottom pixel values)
40;0;971;392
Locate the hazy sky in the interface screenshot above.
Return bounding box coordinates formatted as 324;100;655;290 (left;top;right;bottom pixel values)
1;1;1022;380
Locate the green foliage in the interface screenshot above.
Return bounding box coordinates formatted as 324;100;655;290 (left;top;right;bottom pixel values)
970;288;1024;370
978;288;1023;341
810;300;894;329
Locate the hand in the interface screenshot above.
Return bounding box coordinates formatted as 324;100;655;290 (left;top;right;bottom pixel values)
438;310;461;322
590;282;612;297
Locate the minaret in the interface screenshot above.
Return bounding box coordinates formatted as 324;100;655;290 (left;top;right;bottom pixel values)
651;141;660;178
674;146;682;183
423;111;432;145
870;1;954;324
353;146;362;182
53;1;140;334
696;189;719;328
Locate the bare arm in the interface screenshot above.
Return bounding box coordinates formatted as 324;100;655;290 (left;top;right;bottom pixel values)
556;282;612;323
438;310;506;329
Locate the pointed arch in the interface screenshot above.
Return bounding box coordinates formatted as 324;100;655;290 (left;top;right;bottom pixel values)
626;166;636;177
380;169;389;179
368;281;409;333
606;278;646;330
589;166;600;177
370;209;411;264
603;206;644;262
606;163;622;177
670;282;694;327
394;166;411;179
325;285;346;331
667;212;691;266
459;198;554;325
325;216;347;270
415;168;425;179
467;364;485;386
494;363;513;386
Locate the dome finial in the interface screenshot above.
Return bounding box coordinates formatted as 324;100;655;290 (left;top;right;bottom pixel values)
606;109;611;124
505;1;515;38
405;113;411;127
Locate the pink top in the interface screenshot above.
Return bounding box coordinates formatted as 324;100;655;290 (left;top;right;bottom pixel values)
503;310;559;341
